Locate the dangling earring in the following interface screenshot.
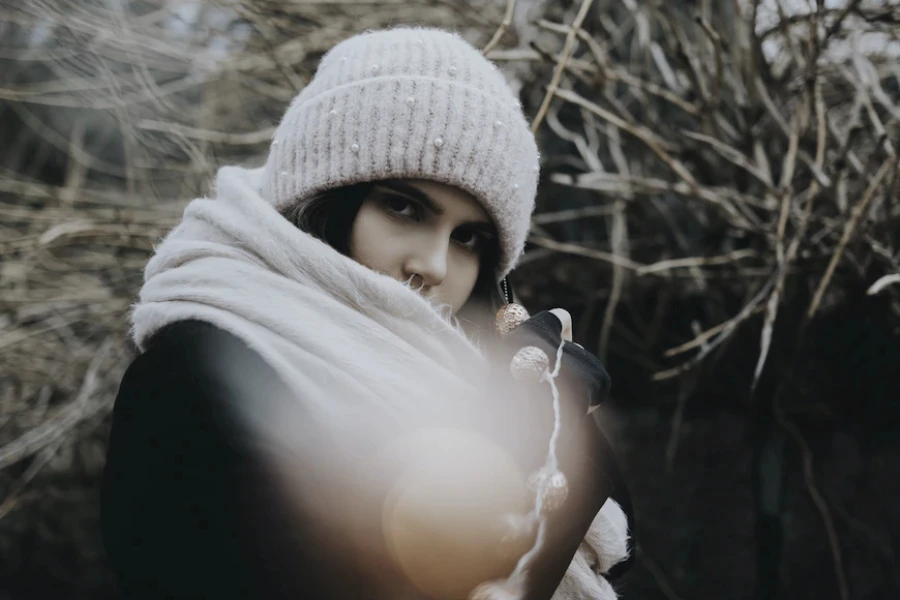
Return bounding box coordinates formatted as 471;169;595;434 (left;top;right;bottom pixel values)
494;277;529;335
494;278;551;382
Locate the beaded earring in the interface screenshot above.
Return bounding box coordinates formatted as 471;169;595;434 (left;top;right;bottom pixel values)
494;278;549;383
494;277;530;334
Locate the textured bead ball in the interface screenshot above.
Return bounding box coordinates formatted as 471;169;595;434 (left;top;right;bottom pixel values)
527;469;569;514
510;346;549;383
495;303;530;336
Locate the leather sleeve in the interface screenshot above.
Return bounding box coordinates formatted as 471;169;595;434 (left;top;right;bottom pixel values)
102;320;394;600
101;321;261;599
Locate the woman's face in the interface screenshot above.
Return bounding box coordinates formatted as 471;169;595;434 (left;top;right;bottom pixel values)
349;179;496;315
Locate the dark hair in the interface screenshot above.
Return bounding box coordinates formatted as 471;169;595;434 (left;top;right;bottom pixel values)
278;183;503;330
278;183;372;256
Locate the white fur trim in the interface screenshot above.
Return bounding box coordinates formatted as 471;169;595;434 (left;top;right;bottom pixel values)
551;499;630;600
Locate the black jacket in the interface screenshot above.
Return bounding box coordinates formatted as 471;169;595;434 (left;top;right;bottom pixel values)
101;316;632;599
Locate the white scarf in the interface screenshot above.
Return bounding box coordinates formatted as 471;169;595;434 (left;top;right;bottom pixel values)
132;165;629;599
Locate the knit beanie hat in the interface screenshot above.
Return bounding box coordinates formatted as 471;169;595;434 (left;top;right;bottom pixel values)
262;27;540;279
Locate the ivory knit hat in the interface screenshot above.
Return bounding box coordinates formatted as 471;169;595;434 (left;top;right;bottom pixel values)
262;27;540;279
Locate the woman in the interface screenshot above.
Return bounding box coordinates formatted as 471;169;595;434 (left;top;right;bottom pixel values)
101;27;633;600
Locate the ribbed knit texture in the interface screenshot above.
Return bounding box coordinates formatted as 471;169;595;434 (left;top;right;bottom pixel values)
262;27;540;279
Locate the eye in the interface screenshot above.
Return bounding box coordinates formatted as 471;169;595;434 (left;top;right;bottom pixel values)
452;228;491;254
381;195;420;220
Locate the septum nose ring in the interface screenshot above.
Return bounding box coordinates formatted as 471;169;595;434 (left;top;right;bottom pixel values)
409;273;425;290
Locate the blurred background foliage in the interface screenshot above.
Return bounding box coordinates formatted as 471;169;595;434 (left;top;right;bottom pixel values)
1;0;899;599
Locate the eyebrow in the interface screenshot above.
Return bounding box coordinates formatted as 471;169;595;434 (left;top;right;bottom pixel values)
373;180;497;236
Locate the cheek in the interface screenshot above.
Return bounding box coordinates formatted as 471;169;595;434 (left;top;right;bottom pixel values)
350;205;397;272
446;253;482;308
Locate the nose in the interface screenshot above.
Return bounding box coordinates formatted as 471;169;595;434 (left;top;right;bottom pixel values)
403;236;449;289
